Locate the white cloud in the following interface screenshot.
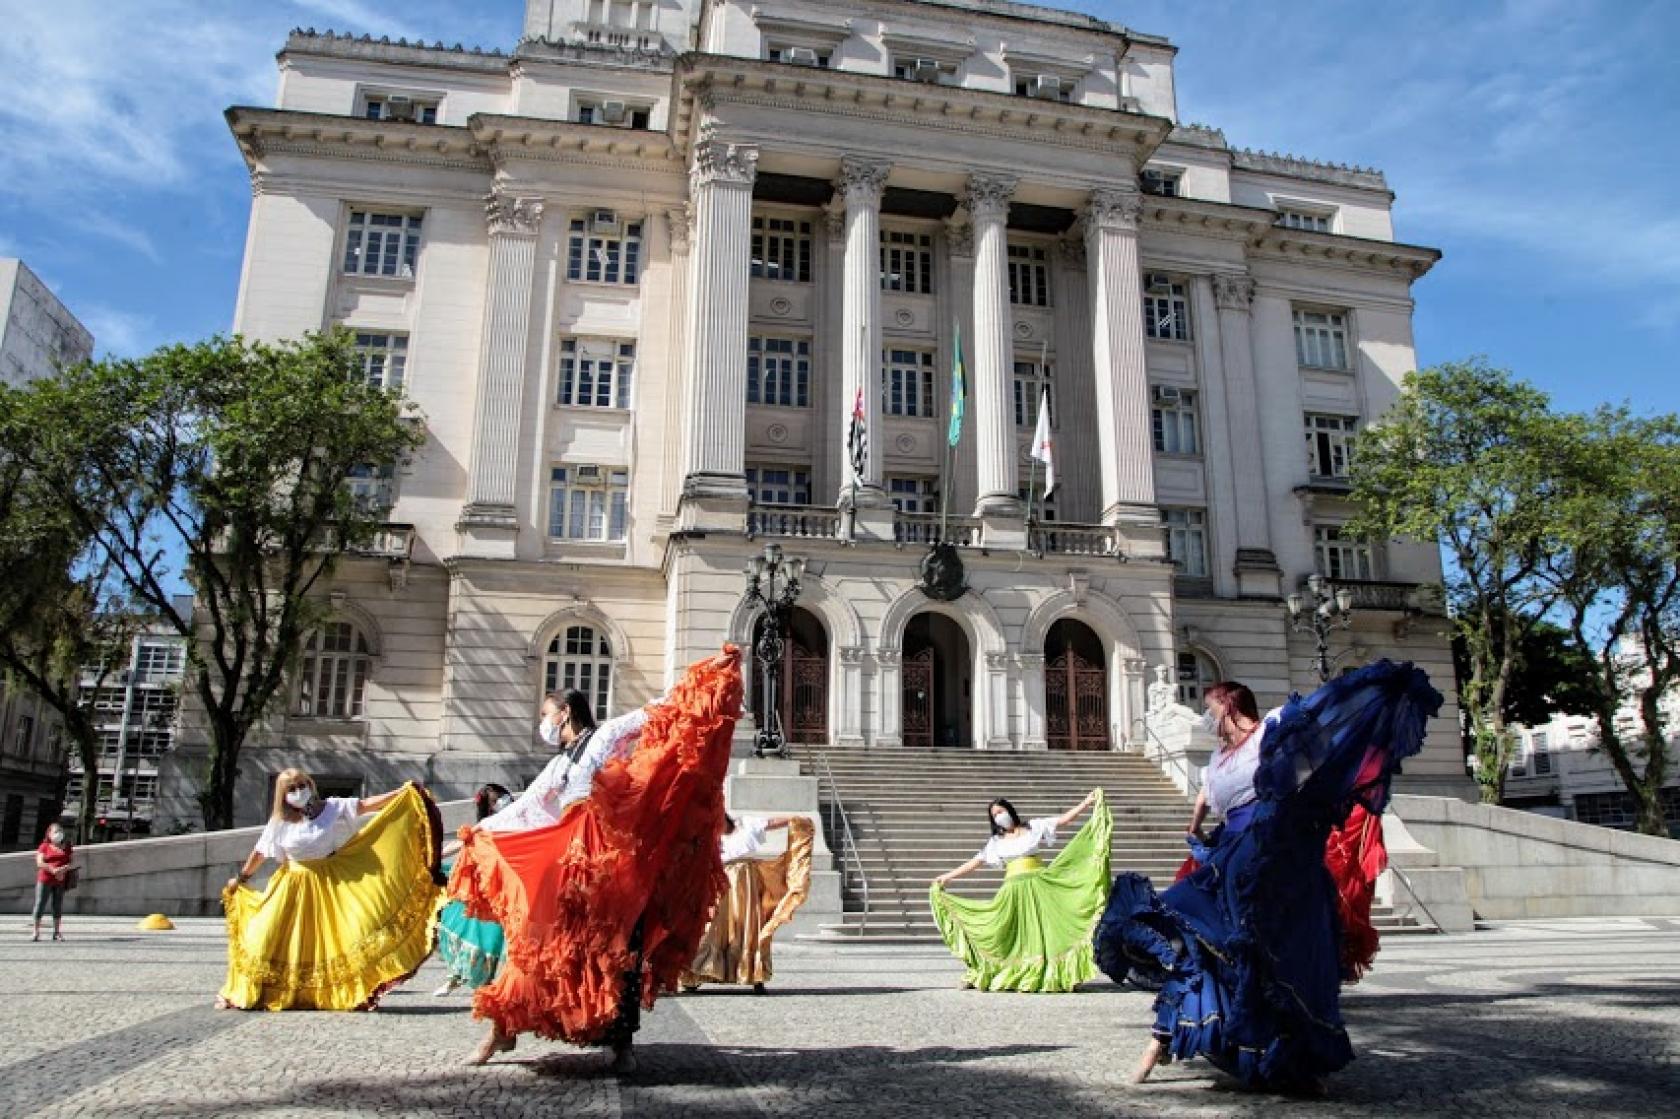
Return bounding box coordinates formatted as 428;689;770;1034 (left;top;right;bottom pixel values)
78;304;156;360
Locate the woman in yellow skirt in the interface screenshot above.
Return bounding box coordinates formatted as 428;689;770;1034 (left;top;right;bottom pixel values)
682;815;813;994
217;769;445;1011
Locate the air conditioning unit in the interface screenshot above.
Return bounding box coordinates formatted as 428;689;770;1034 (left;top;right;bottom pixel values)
589;209;620;235
384;94;413;119
573;464;604;482
1144;273;1174;295
787;46;820;67
1153;385;1183;406
911;58;942;82
1030;74;1063;99
598;99;628;125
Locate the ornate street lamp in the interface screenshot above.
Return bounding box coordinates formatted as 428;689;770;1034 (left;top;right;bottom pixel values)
743;542;806;759
1287;573;1356;684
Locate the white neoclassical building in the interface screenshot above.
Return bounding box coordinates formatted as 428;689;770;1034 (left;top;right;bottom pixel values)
162;0;1468;828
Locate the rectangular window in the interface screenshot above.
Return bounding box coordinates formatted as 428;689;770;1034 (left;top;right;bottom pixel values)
750;215;813;283
1144;273;1192;341
363;96;440;124
892;57;954;83
566;213;643;286
881;229;933;295
345;463;396;512
1277;208;1333;232
1140;168;1181;197
342;210;422;278
576;101;650;129
1305;413;1358;479
767;44;831;67
883;348;935;417
1007;243;1051;307
548;466;629;542
353;331;408;391
1531;731;1553;777
1151;387;1200;455
888;476;939;514
1161;508;1209;577
746;336;812;408
558;338;635;409
1313;525;1374;581
135;641;185;679
745;466;812;506
15;716;34;755
1294;308;1351;370
1012;357;1052;429
1014;74;1072;102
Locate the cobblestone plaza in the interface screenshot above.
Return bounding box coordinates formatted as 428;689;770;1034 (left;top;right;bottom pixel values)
5;917;1676;1118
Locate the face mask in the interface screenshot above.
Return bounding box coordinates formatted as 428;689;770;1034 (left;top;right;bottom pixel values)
539;716;562;747
48;831;64;846
492;795;514;813
992;812;1014;830
285;787;313;810
1196;711;1219;735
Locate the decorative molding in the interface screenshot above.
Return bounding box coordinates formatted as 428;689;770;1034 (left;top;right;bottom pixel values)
943;215;974;258
893;307;914;327
837;155;892;204
984;652;1011;672
1068;570;1089;606
838;645;866;666
484;190;544;237
767;423;790;444
1016;652;1046;669
964;172;1017;221
689;128;759;189
823;200;847;242
770;296;795;317
1013;320;1033;340
1211;271;1256;311
895;433;917;454
1056;231;1087;267
1085;187;1143;232
663;204;692;254
874;649;902;669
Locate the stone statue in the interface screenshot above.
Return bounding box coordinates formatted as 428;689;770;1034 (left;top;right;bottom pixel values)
917;542;967;602
1147;664;1178;716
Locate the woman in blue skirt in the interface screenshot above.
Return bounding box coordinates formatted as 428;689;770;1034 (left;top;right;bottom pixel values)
1095;661;1442;1092
433;784;513;996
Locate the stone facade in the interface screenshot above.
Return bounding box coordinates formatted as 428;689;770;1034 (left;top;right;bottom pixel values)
164;0;1468;829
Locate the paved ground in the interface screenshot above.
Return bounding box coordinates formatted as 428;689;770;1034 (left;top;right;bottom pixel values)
3;915;1678;1118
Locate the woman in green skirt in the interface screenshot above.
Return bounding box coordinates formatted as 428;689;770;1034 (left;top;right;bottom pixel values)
433;784;513;996
930;789;1111;992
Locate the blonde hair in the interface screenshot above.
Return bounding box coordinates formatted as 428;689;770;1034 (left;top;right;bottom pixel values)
271;768;318;822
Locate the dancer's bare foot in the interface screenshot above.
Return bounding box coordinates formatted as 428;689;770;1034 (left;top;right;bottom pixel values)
466;1028;516;1066
213;996;234;1010
1131;1038;1166;1085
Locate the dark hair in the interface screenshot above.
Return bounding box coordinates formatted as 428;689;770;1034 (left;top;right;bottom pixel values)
988;798;1024;836
473;783;512;822
723;813;737;834
1203;681;1260;722
546;689;598;734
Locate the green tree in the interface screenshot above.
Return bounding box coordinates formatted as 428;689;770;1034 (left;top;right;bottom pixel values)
1450;617;1599;734
1346;360;1561;803
1539;409;1680;836
2;332;426;829
0;405;141;841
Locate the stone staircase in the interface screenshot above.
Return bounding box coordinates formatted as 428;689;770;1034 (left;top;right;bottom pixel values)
793;743;1433;943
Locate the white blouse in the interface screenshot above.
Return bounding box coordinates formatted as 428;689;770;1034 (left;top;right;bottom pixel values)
1201;712;1278;818
255;796;362;862
720;818;769;864
478;706;651;834
977;817;1059;868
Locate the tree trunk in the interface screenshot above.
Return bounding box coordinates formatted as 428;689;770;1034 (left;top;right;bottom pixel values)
202;711;244;832
73;729;100;845
1634;787;1669;837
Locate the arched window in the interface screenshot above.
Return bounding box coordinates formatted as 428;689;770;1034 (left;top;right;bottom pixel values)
544;624;612;720
1176;649;1217;707
297;622;371;719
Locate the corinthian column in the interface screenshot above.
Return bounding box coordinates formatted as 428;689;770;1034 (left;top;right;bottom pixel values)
968;172;1019;517
1085;187;1156;525
837;156;891;507
459;189;544;557
678;131;758;519
1212;271;1281;593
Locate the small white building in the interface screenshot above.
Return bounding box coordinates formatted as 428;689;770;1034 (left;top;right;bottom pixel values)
163;0;1468;829
0;258;94;387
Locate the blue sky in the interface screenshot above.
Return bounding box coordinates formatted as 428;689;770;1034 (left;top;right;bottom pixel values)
1;0;1676;421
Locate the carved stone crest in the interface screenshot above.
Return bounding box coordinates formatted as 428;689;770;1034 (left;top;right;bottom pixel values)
964;173;1018;221
917;541;968;601
690;129;759;189
1085;187;1143;232
1212;271;1256;311
837;156;892;203
485;191;544;237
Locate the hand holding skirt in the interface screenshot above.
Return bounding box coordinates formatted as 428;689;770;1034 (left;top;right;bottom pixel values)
930;791;1112;993
219;784;446;1011
683;816;815;987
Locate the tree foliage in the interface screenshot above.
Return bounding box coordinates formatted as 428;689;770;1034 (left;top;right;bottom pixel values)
0;332;425;829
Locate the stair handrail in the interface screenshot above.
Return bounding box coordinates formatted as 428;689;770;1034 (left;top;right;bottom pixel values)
811;747;870;935
1129;717;1202;795
1385;863;1444;933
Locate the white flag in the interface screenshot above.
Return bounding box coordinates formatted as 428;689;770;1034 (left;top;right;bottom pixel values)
1030;386;1056;497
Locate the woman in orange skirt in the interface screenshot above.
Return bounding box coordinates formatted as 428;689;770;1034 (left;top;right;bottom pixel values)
451;647;742;1072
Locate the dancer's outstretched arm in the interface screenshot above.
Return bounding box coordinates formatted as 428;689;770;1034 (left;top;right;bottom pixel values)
1056;789;1099;828
934;856;984;887
357;783;418;816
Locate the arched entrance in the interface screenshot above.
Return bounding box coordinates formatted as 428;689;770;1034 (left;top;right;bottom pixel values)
903;613;971;749
752;607;829;744
1045;618;1109;751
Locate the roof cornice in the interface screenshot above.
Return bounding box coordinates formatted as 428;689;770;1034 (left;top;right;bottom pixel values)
226;107;490;172
466;114;684;172
1140;195;1440;279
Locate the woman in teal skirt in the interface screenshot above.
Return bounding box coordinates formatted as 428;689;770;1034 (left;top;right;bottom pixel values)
929;789;1111;992
433;784;512;996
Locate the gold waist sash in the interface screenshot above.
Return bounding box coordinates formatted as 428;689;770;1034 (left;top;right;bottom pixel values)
1004;855;1045;879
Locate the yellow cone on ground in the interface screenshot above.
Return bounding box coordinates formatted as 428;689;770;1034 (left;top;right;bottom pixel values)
137;914;175;931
